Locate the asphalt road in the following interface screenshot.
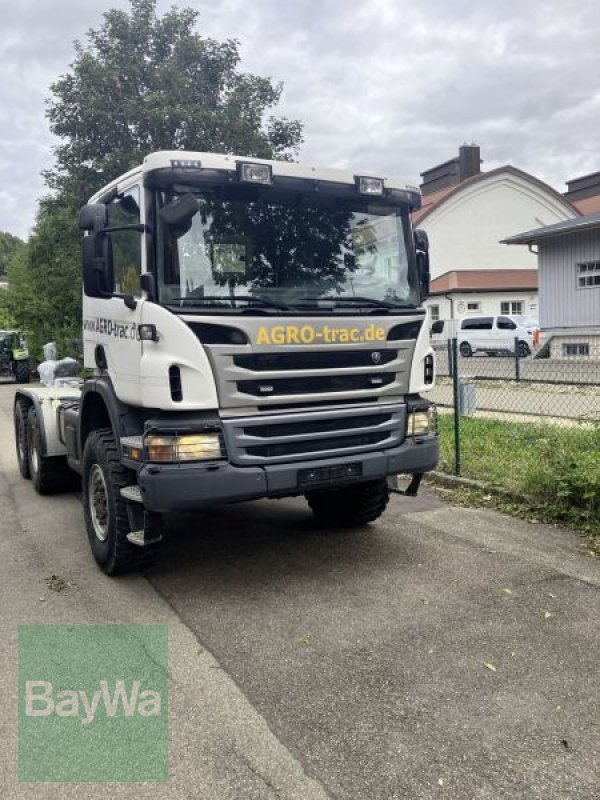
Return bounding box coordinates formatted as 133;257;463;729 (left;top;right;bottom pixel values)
1;382;599;799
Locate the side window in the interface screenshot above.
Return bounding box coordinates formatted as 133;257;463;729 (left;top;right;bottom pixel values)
431;320;444;335
107;188;142;295
497;316;516;330
462;317;493;330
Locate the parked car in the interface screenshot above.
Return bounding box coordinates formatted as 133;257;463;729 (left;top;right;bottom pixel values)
457;315;539;357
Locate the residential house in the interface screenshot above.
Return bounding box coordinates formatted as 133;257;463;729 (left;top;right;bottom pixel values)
428;269;538;322
502;212;600;359
413;145;578;322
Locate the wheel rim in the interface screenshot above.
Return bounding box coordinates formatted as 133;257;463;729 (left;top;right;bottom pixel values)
88;464;109;542
16;415;25;464
30;434;39;475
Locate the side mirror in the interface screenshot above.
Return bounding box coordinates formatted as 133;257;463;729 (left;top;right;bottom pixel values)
82;230;113;299
414;228;430;302
159;192;198;235
80;202;114;298
79;203;107;232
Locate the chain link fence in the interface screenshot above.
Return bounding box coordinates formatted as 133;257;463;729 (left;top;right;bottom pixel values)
429;338;600;532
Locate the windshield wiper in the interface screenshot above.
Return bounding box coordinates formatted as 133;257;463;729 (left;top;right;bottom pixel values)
229;295;290;310
168;295;290;310
296;295;400;309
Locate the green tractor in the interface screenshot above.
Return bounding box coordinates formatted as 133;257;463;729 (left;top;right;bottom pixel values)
0;330;30;383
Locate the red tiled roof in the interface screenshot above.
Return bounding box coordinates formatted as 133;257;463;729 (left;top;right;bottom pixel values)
430;269;538;295
412;186;454;224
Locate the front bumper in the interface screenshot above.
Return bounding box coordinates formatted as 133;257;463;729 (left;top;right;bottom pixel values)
137;434;439;513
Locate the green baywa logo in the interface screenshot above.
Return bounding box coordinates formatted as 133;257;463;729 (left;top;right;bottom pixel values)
25;679;161;725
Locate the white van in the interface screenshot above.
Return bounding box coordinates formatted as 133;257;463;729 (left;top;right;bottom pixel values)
458;315;539;357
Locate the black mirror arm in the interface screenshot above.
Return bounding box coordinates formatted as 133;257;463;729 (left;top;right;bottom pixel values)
113;293;138;310
104;223;147;234
140;273;156;301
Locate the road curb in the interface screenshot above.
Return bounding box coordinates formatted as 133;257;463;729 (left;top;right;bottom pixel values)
422;470;534;506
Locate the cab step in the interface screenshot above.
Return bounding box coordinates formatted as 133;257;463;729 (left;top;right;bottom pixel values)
126;529;162;547
120;485;143;503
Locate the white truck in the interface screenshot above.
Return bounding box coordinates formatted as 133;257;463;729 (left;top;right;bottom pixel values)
13;151;439;574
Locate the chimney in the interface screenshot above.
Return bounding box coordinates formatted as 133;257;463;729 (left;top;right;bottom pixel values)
420;143;482;196
458;144;481;182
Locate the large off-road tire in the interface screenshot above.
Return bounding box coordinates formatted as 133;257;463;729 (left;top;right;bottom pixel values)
82;428;157;575
27;407;76;494
517;340;530;358
14;398;31;479
14;360;30;383
306;479;390;528
459;341;472;357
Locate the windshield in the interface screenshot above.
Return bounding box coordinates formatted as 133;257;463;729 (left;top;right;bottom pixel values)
157;185;419;311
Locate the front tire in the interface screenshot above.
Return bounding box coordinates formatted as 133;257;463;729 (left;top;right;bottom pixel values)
82;428;156;575
459;342;472;357
15;361;30;383
306;479;389;527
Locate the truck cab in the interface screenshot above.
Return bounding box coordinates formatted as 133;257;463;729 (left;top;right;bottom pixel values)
14;151;439;574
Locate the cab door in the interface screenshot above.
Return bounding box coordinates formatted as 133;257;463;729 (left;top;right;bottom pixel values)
83;186;144;405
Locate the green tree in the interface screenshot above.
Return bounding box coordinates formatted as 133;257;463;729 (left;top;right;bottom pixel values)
4;196;81;359
45;0;302;203
0;231;25;277
8;0;302;357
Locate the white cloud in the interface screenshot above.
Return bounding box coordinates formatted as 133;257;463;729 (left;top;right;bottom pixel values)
1;0;599;237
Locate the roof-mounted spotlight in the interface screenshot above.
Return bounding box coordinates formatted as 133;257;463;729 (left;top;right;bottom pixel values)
355;175;385;196
237;161;273;185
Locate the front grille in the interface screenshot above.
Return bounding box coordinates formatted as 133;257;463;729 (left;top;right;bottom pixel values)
257;397;378;411
222;403;406;465
195;316;420;410
238;373;395;397
246;431;389;459
250;413;390;438
234;350;397;371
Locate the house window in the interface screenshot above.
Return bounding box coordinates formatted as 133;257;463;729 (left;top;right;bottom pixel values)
562;343;589;357
466;302;480;312
430;304;440;321
500;301;523;315
577;262;600;288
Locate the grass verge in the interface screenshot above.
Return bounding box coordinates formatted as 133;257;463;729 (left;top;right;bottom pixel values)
436;415;600;545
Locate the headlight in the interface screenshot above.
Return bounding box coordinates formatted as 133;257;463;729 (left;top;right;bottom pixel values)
237;161;273;185
355;175;384;195
145;433;224;463
407;406;438;438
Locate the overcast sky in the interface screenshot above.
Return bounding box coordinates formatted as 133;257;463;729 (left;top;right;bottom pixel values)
1;0;599;238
